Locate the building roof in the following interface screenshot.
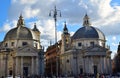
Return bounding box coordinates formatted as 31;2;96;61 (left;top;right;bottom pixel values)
72;26;105;40
4;15;38;41
72;14;105;40
4;26;35;40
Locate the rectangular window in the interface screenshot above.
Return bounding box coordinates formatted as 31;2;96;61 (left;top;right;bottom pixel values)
5;43;8;47
35;43;38;48
11;42;14;46
22;42;28;46
90;42;94;46
78;43;82;47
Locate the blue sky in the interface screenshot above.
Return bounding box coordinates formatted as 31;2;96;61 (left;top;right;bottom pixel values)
0;0;120;58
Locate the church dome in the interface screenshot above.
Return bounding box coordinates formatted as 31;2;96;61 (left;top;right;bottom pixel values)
72;14;105;40
4;27;34;40
72;26;105;40
4;14;38;41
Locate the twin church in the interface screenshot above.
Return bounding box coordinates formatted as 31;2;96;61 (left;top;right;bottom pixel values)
0;13;112;77
0;15;44;77
60;14;112;76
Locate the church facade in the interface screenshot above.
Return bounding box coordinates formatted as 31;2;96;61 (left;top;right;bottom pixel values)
60;14;112;76
0;15;44;77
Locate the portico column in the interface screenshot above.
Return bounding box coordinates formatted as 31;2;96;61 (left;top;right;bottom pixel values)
103;57;106;73
91;57;94;74
106;57;110;74
31;56;34;75
15;57;18;76
105;57;108;74
90;57;92;74
21;56;23;77
87;57;89;74
86;57;88;73
84;58;86;73
100;56;102;74
36;56;38;75
82;57;85;74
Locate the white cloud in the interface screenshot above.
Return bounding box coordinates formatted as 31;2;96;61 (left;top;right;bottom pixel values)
111;42;118;46
57;31;62;41
20;0;38;5
70;31;75;36
12;0;38;5
2;0;120;55
111;51;117;59
27;19;56;43
8;0;120;36
112;36;116;41
0;20;17;32
23;7;40;19
98;0;113;18
2;24;11;32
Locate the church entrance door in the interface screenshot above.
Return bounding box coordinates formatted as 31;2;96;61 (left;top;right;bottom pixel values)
93;65;97;78
80;68;83;74
23;67;28;77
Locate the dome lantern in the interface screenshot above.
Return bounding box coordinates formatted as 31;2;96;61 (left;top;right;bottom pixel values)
83;14;91;26
17;14;25;27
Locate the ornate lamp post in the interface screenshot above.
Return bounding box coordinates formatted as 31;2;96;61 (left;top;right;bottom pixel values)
49;6;61;77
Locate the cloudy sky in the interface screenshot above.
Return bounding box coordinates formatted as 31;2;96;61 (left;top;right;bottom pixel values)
0;0;120;58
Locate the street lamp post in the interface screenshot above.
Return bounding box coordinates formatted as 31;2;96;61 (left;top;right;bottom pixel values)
49;6;61;77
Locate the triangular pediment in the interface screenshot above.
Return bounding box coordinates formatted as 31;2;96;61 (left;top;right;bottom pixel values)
16;45;39;56
83;45;108;56
86;45;107;52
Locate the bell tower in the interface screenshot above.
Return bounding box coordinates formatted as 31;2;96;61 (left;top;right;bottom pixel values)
32;23;41;49
61;22;71;54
